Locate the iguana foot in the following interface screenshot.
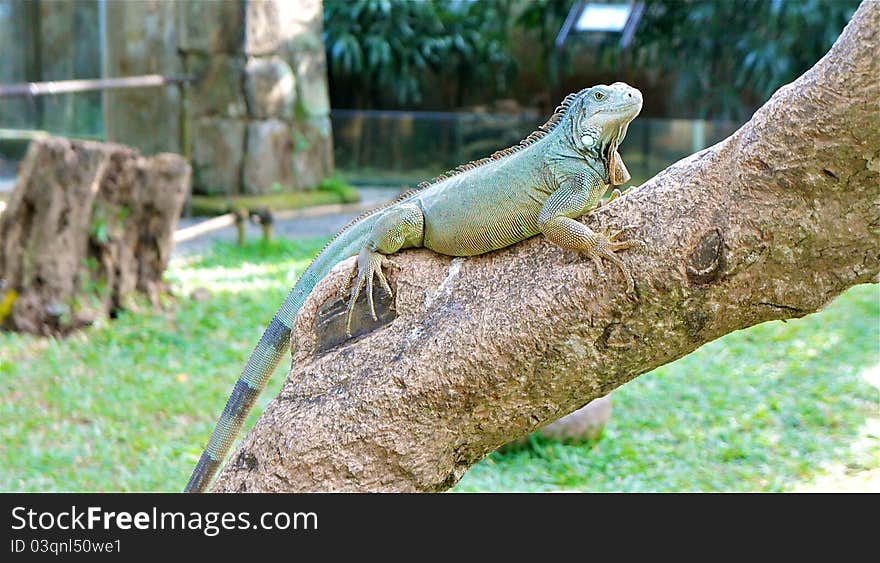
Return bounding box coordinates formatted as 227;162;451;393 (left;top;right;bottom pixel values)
583;226;646;297
344;247;398;337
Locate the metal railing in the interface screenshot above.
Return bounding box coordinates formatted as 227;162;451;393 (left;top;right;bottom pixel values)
0;74;192;98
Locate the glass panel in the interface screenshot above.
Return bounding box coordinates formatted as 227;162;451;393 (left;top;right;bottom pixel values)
331;110;740;188
0;0;103;188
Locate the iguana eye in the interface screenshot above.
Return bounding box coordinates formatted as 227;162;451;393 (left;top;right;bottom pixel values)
594;91;606;101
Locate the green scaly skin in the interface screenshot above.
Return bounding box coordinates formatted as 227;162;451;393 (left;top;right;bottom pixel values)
184;82;644;493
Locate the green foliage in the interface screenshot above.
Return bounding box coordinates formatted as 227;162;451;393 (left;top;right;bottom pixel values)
0;238;327;491
323;0;517;107
517;0;858;119
323;0;856;119
90;217;108;245
514;0;576;85
0;234;876;491
316;175;360;201
628;0;860;119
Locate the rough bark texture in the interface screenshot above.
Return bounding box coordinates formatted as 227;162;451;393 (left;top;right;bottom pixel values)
503;394;613;449
213;3;879;492
0;137;190;335
176;0;334;195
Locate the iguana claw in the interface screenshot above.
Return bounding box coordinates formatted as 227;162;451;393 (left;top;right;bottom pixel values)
584;227;646;297
599;186;634;207
344;248;397;337
608;225;639;241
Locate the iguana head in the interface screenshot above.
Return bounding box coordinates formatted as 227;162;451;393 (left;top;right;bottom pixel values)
564;82;643;186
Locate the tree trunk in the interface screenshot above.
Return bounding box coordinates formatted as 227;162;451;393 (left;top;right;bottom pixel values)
0;137;190;335
213;2;879;492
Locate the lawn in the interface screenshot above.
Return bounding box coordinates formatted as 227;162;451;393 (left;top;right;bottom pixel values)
0;237;877;492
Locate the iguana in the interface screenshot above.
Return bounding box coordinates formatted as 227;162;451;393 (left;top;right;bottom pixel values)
184;82;644;493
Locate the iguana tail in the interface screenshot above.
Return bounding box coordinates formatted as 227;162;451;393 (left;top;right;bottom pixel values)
184;215;382;493
183;313;292;493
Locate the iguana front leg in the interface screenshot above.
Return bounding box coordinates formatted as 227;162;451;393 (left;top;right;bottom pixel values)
539;171;644;294
345;203;425;336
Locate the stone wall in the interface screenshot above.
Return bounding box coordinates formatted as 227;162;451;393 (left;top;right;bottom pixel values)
1;0;333;196
97;0;333;195
175;0;334;195
104;0;182;155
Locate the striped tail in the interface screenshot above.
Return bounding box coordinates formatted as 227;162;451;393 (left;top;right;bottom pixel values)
183;194;396;492
184;315;292;493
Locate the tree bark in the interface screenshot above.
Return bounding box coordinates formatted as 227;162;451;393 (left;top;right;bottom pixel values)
0;137;190;335
213;2;879;492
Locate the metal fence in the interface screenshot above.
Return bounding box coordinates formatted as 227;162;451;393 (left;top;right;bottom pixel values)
330;109;739;187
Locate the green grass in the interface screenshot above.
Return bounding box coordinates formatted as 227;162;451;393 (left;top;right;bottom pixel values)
456;287;880;492
0;237;877;492
0;238;326;491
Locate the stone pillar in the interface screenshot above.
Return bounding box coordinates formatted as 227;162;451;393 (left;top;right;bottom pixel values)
280;0;334;192
177;0;244;196
178;0;334;196
103;0;182;155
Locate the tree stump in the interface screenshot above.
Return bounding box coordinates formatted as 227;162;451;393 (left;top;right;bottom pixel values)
0;137;190;335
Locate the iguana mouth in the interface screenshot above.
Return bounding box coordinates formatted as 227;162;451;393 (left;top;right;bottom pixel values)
604;100;642;114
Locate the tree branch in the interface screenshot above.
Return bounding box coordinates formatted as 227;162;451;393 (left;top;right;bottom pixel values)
212;2;879;492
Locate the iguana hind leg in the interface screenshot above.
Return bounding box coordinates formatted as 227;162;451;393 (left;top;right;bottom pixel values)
344;203;424;336
347;249;398;326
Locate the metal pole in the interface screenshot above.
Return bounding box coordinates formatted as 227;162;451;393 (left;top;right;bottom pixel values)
98;0;109;139
0;75;193;98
